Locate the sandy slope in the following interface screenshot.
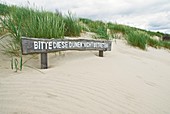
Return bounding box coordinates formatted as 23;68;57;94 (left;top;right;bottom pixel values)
0;39;170;114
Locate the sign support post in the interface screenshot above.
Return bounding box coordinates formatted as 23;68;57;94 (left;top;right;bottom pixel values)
99;50;103;57
41;53;48;69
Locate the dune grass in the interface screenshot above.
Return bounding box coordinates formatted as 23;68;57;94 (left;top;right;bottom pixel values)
1;3;170;56
147;38;161;48
80;18;170;50
0;3;10;15
80;18;109;39
2;5;65;39
125;31;149;50
0;4;82;56
95;26;108;39
107;22;131;34
161;41;170;49
64;12;81;37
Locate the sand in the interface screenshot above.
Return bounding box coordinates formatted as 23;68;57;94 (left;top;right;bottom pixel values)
0;39;170;114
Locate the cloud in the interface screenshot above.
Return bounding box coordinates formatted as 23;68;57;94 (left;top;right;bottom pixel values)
147;12;170;33
2;0;170;33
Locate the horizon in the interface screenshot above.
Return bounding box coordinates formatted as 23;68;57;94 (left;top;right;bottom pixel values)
1;0;170;34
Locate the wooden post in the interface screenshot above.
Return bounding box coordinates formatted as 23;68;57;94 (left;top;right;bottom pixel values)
99;50;103;57
41;53;48;69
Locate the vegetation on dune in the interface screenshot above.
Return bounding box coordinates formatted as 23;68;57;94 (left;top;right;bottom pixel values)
0;3;10;15
64;12;81;37
0;3;170;57
0;3;82;56
80;18;109;39
107;22;130;34
81;18;170;50
161;41;170;49
125;31;149;50
1;3;170;72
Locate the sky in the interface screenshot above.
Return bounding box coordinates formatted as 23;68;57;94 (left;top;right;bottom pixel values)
1;0;170;34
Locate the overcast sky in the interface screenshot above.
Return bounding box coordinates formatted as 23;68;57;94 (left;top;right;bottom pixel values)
1;0;170;33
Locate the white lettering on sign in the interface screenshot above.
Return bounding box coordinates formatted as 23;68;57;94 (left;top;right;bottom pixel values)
49;42;52;49
33;41;109;50
53;42;57;49
34;41;38;49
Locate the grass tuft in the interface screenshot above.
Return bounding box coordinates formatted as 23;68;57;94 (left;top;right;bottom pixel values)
125;31;149;50
64;12;82;37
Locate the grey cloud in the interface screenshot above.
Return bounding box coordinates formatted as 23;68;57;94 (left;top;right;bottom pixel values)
147;12;170;33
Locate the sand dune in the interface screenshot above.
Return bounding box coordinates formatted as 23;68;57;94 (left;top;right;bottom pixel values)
0;39;170;114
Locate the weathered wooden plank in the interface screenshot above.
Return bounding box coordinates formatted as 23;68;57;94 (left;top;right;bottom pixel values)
21;37;112;55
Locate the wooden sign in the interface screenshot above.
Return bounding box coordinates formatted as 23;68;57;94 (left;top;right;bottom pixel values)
21;37;112;54
21;37;112;69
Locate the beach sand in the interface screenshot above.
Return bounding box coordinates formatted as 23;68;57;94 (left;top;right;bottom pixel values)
0;39;170;114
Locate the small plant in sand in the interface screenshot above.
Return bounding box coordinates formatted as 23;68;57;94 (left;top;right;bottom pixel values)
11;56;23;72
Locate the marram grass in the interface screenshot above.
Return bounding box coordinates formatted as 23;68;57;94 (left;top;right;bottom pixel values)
8;6;65;39
0;5;82;56
1;3;170;56
64;12;81;37
125;31;149;50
